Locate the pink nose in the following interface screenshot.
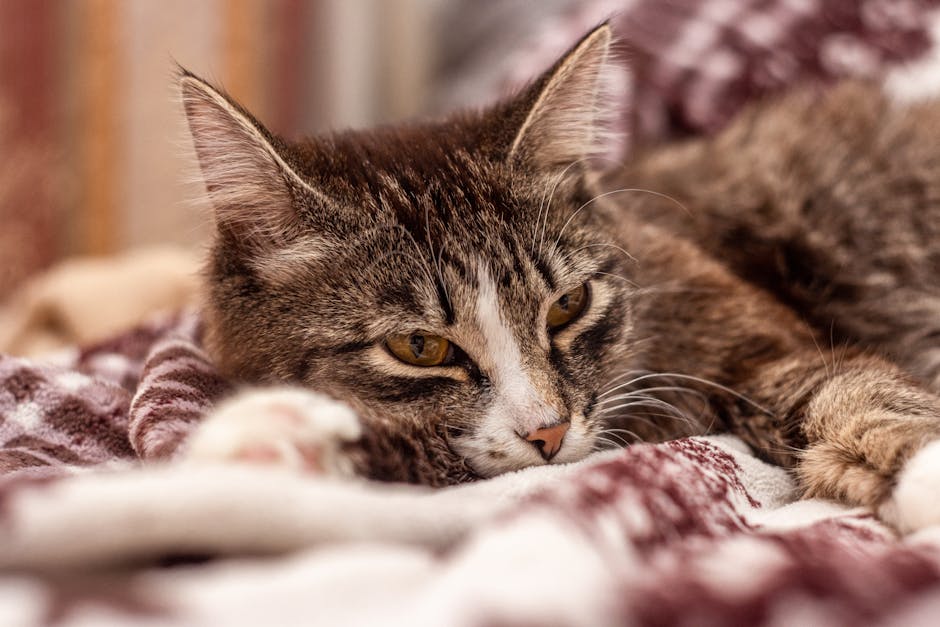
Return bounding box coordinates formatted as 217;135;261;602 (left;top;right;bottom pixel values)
524;422;570;461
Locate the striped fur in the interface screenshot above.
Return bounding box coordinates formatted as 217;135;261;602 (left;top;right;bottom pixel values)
184;24;940;530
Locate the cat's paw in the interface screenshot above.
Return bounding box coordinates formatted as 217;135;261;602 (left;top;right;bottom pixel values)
184;387;361;477
883;440;940;533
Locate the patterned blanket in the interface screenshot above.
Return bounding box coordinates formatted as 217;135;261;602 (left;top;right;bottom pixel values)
2;320;940;625
438;0;940;144
2;313;940;626
0;312;227;477
6;1;940;624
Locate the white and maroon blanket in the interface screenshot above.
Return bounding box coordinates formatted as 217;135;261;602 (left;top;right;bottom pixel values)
437;0;940;144
2;315;940;626
0;312;228;477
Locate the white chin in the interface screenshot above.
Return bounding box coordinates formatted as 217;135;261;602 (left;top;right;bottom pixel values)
464;431;595;478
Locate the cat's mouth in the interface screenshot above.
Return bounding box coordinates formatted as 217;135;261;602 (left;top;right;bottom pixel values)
453;414;596;478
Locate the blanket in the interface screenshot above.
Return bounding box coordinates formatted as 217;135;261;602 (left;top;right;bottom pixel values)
0;311;225;477
437;0;940;144
2;314;940;626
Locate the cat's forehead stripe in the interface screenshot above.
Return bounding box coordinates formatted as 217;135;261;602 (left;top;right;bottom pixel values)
474;262;566;436
474;263;530;390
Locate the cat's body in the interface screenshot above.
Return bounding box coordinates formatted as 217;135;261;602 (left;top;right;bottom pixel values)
616;82;940;394
603;82;940;490
182;25;940;532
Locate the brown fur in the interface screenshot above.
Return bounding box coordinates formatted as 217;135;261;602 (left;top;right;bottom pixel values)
182;26;940;511
605;81;940;508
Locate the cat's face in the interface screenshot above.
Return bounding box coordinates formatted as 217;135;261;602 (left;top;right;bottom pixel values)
183;25;633;481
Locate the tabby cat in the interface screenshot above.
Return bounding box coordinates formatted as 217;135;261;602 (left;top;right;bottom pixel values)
181;24;940;532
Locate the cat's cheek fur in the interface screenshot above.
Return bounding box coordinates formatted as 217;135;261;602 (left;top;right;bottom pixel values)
884;439;940;533
184;387;361;477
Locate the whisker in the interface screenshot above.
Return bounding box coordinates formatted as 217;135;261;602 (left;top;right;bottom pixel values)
802;317;830;380
764;441;805;455
597;431;631;447
597;369;653;392
596;385;709;404
593;436;624;451
603;412;704;444
594;270;640;289
605;186;694;217
549;187;695;255
598;378;701;400
354;222;438;289
596;398;692;423
836;340;851;372
424;202;452;309
435;246;451;305
599;427;645;443
598;372;773;416
602;400;706;429
568;242;637;263
363;249;436;280
598;408;696;441
631;281;724;297
533;156;602;256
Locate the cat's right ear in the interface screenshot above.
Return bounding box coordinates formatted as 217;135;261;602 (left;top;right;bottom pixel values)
180;69;322;250
500;23;626;174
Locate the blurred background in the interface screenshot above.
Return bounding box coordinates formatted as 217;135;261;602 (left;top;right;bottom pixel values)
1;0;441;297
1;0;615;298
2;0;939;354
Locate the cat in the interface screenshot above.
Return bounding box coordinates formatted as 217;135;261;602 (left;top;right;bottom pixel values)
180;23;940;533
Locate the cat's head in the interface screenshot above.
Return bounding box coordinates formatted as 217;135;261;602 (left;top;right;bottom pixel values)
182;24;635;483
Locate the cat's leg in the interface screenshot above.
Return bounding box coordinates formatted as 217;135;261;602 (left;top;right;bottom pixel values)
689;328;940;532
184;387;361;477
184;387;473;485
700;335;940;532
791;357;940;532
631;242;940;532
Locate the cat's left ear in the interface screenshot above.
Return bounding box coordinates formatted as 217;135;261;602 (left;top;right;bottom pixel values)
505;23;626;173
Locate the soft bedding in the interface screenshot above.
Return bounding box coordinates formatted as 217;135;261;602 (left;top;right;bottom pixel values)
1;314;940;626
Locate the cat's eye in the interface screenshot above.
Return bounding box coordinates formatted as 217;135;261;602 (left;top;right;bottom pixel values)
387;332;453;367
547;284;588;330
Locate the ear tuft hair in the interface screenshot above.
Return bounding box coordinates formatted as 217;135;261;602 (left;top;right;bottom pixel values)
180;70;318;250
508;23;628;173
